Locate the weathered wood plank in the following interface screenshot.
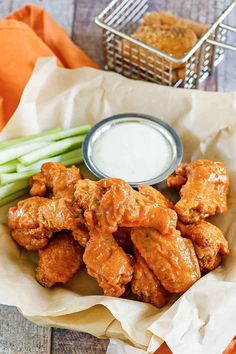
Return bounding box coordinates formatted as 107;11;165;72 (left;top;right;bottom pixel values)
52;329;108;354
10;0;74;35
0;1;11;18
0;305;51;354
72;0;110;67
217;8;236;92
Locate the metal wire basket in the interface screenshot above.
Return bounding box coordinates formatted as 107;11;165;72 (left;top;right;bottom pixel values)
95;0;236;89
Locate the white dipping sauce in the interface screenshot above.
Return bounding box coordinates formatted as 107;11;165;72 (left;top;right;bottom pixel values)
91;122;173;182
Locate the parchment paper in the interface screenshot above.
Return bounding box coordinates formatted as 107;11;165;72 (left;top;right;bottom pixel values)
0;57;236;354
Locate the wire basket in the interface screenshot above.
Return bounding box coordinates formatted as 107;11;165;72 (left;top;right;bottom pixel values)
95;0;236;89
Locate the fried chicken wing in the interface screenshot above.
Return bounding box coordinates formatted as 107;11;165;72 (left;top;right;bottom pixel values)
36;231;84;287
8;196;85;250
83;229;133;297
98;178;177;234
131;248;170;307
131;228;200;293
177;220;229;271
167;160;229;223
75;178;177;235
8;197;53;250
30;162;82;200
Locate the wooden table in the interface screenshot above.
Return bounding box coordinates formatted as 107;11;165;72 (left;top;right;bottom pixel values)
0;1;235;353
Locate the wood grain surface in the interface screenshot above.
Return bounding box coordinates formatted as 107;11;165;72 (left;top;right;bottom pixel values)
0;0;235;353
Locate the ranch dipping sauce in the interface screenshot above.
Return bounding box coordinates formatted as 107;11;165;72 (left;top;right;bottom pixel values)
92;122;172;182
83;114;183;187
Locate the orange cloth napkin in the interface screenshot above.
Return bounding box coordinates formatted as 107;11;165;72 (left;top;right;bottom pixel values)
0;4;98;130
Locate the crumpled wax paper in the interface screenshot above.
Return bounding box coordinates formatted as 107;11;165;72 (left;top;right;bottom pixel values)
0;57;236;354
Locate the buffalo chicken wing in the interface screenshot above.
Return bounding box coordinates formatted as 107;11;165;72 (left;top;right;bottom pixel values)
30;162;82;200
177;220;229;271
83;229;133;296
36;231;84;287
75;178;177;235
8;197;53;250
167;160;229;223
131;228;201;293
8;196;86;249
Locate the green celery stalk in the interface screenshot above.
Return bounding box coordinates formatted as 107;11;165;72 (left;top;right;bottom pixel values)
0;125;90;151
17;147;82;172
1;170;38;185
0;179;29;199
37;125;91;141
0;142;49;165
0;188;28;207
0;128;62;150
19;135;86;166
0;160;17;174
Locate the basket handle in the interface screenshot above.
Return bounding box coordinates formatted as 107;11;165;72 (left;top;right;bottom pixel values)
206;24;236;52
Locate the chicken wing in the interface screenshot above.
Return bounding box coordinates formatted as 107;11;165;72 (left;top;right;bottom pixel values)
8;196;85;249
75;178;177;235
131;248;170;307
30;162;82;200
8;197;53;250
167;160;229;223
36;231;84;287
98;178;177;234
83;229;133;297
177;220;229;271
131;228;200;293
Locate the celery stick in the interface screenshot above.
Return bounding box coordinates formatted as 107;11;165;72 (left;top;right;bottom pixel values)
0;142;49;165
17;148;82;172
0;188;28;207
0;128;62;150
0;125;90;151
0;179;29;199
1;170;38;185
16;163;40;173
37;125;91;141
0;160;17;174
19;135;86;166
